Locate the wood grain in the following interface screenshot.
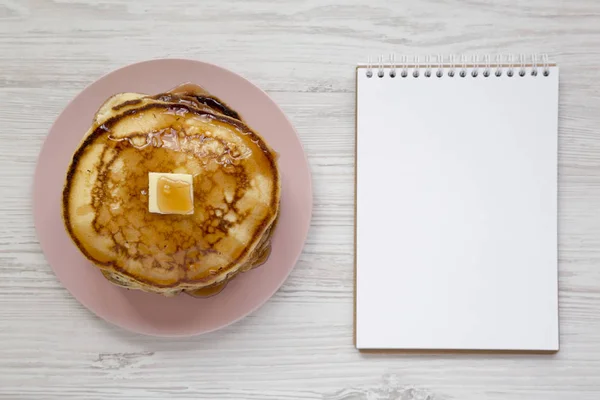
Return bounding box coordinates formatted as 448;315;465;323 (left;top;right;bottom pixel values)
1;0;600;398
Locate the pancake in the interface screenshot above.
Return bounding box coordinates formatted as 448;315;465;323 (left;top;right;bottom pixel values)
62;86;280;296
165;83;242;120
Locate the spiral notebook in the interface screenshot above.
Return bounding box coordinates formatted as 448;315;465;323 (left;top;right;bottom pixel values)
355;55;559;352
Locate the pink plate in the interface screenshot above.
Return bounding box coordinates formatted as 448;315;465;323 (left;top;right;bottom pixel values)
33;59;312;336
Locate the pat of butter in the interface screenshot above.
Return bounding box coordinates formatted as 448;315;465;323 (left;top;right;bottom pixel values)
148;172;194;215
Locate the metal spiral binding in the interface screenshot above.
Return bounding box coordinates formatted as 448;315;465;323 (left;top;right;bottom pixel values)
364;54;552;78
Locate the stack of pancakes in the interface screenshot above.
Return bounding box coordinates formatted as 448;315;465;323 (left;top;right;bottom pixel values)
62;84;280;297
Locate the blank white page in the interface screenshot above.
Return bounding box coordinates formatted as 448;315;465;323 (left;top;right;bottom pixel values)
356;65;559;351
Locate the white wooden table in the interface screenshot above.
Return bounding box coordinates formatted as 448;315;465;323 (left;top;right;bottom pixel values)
2;0;600;398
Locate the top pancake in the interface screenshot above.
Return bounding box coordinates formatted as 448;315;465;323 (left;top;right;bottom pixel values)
62;90;280;293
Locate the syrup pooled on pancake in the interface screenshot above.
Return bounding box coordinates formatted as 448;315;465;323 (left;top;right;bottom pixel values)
62;85;280;297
